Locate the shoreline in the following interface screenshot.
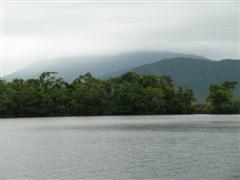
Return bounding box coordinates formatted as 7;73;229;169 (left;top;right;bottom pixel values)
1;114;240;120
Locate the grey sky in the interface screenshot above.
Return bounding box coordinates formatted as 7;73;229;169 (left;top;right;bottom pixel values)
2;1;240;75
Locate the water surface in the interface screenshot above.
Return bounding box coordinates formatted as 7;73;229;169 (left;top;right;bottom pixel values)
1;115;240;180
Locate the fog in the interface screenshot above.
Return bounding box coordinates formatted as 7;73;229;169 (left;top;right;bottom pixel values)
1;1;239;75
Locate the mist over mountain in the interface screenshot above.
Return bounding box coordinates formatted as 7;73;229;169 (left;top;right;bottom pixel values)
4;52;204;81
4;51;239;102
131;58;240;101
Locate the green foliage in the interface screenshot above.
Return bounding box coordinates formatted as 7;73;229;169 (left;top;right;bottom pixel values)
69;73;106;115
206;81;239;114
133;58;240;102
1;72;238;118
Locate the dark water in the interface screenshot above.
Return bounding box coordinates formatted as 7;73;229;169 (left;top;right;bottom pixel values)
1;115;239;180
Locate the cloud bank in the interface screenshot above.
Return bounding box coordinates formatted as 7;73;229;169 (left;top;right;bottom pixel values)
2;2;239;75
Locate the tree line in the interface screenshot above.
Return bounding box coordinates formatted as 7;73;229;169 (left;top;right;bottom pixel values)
0;72;239;118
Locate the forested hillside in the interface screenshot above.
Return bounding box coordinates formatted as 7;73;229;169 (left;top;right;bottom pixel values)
5;52;203;81
4;53;239;103
132;58;240;101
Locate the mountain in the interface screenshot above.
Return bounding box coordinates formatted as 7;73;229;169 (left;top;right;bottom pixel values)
131;58;240;101
4;52;204;81
4;52;239;102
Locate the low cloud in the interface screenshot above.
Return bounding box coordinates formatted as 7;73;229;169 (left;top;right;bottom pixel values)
2;2;239;75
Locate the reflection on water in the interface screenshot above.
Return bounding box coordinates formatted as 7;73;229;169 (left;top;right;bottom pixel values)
1;115;240;180
28;122;240;133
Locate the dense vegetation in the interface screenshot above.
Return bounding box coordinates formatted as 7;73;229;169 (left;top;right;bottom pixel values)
5;53;239;103
133;58;240;102
206;81;240;114
0;72;239;118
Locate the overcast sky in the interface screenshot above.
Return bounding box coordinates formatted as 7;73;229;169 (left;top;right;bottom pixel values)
2;1;240;76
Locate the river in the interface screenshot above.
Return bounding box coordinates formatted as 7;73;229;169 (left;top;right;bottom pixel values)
1;115;239;180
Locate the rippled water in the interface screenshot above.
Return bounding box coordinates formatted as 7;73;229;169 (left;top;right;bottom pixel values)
1;115;240;180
